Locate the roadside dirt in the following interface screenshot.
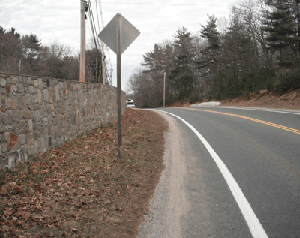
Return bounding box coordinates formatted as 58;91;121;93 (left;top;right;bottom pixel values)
169;101;191;107
221;89;300;110
167;90;300;110
0;109;168;237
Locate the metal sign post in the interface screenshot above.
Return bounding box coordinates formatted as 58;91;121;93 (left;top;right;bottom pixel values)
99;14;140;158
116;16;122;158
163;72;166;108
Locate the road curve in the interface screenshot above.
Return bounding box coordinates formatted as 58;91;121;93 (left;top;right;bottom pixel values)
138;106;300;238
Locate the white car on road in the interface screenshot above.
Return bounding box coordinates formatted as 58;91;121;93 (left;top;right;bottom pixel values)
126;99;135;108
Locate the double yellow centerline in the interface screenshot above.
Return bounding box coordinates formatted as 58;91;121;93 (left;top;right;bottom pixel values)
184;108;300;135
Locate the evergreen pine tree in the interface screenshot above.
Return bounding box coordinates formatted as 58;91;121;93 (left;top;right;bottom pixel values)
170;27;195;100
263;0;300;65
198;15;221;89
201;15;221;51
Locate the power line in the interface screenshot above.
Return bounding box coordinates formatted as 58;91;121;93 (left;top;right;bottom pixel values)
97;0;113;85
95;2;231;6
92;0;113;85
95;0;103;31
86;0;113;85
96;0;112;85
87;1;100;49
0;0;35;12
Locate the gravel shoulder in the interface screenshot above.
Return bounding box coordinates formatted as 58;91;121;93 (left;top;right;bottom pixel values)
138;111;189;238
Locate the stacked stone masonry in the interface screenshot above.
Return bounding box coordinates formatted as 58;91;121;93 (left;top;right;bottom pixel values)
0;73;126;169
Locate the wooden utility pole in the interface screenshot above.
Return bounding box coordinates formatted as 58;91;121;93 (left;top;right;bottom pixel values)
79;0;86;83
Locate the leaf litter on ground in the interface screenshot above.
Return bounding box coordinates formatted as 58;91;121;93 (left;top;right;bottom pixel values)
0;108;168;238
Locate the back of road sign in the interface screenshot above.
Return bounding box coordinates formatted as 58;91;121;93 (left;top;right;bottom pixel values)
99;13;140;55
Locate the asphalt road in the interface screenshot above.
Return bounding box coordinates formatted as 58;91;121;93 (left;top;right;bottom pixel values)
138;106;300;238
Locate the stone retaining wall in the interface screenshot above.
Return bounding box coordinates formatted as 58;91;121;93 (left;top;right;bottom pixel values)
0;73;126;169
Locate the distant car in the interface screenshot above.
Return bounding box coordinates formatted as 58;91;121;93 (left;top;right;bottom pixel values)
126;99;135;108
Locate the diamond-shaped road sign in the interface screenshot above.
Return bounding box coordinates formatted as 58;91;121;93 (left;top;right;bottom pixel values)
98;14;139;159
98;13;140;54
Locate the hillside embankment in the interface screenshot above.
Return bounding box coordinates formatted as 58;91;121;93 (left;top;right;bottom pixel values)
221;89;300;110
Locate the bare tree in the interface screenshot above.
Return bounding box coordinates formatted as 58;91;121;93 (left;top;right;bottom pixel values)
127;68;156;108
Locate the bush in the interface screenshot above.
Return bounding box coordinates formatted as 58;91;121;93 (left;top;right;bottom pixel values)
189;93;201;104
275;69;300;94
165;94;176;106
240;67;276;96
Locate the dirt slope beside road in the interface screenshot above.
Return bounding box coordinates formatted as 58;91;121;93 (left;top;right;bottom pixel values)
221;90;300;110
0;109;168;237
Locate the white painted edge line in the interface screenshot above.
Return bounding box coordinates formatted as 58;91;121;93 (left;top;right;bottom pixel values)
219;106;300;114
264;110;289;114
158;110;268;238
221;106;258;111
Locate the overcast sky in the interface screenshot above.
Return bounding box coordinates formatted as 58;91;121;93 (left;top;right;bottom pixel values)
1;0;240;91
